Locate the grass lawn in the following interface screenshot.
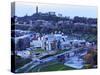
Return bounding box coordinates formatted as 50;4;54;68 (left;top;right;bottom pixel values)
34;49;46;53
17;62;34;73
82;34;97;42
30;49;47;54
56;49;70;55
15;55;32;70
29;61;75;72
40;62;74;71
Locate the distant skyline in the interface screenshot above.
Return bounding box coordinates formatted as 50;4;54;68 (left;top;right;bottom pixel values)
14;2;97;18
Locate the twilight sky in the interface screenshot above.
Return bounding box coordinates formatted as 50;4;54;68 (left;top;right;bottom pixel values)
14;2;97;18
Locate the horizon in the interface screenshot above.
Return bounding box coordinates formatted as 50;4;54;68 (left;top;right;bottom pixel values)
12;2;97;18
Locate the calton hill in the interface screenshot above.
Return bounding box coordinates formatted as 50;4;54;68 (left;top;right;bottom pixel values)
11;11;97;42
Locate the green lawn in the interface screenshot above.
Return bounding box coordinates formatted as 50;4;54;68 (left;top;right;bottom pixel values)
30;49;47;54
56;49;70;55
17;62;34;73
40;62;74;71
15;55;32;70
29;61;75;72
82;34;97;42
34;49;46;53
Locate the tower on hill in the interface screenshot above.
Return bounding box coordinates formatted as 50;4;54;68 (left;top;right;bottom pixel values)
36;6;38;14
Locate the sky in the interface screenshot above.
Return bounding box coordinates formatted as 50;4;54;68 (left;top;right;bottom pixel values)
14;2;97;18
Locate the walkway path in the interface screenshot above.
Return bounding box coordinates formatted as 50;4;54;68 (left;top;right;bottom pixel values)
15;61;33;72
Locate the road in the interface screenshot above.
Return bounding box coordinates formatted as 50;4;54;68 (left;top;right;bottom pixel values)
15;47;86;72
